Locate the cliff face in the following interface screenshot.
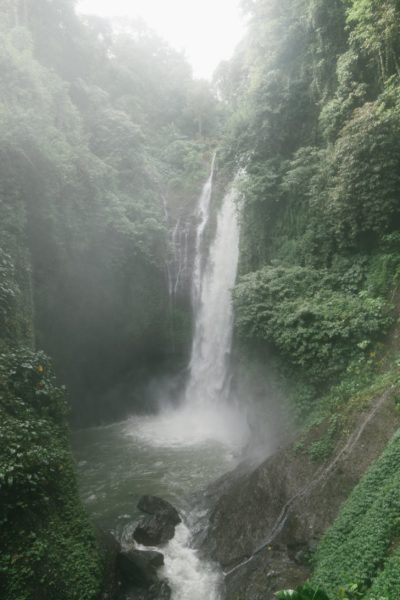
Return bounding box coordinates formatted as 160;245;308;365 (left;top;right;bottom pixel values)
200;387;399;599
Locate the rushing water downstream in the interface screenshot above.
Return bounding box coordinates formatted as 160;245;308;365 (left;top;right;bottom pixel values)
73;415;241;599
73;161;248;599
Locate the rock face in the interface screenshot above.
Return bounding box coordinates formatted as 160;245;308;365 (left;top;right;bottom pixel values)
134;496;181;547
117;548;171;600
148;581;171;600
96;528;121;600
200;390;397;600
124;581;171;600
138;496;181;526
134;515;176;546
117;549;164;585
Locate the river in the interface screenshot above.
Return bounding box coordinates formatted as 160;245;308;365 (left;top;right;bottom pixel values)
72;407;245;599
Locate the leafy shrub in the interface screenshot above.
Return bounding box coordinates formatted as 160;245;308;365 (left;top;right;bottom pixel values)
276;584;330;599
0;348;102;600
0;250;17;337
325;99;400;248
311;430;400;598
234;265;391;383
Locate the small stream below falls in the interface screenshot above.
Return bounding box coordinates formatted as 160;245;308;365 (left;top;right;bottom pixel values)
73;410;244;599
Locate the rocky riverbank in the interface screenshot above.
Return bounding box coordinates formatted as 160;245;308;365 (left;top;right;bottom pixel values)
197;388;398;599
99;495;183;600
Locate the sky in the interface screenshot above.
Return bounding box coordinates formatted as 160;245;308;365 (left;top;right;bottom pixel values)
77;0;245;79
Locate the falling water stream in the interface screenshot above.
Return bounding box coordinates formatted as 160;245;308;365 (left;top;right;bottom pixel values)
73;162;248;599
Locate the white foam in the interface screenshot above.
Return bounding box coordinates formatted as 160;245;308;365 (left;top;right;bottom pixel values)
161;524;222;600
124;403;248;450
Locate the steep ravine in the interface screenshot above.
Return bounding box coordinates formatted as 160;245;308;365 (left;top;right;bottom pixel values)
198;388;399;599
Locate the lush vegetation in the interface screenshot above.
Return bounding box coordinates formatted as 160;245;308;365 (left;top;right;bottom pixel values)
0;348;103;599
212;0;400;418
0;0;219;425
3;0;400;597
308;429;400;599
0;1;220;598
216;0;400;598
234;264;390;383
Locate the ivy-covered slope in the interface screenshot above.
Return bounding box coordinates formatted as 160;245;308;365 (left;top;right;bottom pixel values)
311;428;400;599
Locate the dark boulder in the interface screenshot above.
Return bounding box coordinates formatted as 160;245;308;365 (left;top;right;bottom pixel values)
124;581;172;600
96;528;121;600
117;549;164;586
134;496;182;546
137;495;181;526
134;514;176;546
141;550;165;568
147;581;172;599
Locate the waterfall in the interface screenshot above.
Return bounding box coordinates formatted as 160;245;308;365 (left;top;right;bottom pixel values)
172;219;191;298
162;195;174;299
147;164;248;446
185;183;240;409
191;153;217;309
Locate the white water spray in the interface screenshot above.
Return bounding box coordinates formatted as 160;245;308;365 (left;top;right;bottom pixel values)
173;169;249;450
191;153;216;309
186;184;240;408
152;161;248;447
161;524;222;600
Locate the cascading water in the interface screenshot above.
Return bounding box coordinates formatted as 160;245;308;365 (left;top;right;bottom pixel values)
73;164;249;600
191;153;216;308
168;170;248;447
186;184;240;408
172;219;191;298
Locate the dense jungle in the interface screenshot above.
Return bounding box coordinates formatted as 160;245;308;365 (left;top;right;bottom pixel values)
2;1;400;599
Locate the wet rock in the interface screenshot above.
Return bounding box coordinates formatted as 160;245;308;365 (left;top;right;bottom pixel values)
147;581;172;599
141;550;165;568
224;545;309;600
134;514;176;546
124;581;172;600
117;549;163;586
96;528;121;599
137;495;181;526
200;389;398;599
134;495;181;546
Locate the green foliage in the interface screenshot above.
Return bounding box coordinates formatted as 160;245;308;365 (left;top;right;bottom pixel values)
0;348;102;600
234;265;391;383
276;584;330;599
0;348;68;521
216;0;400;425
0;5;219;422
0;250;17;336
308;415;340;462
324;99;400;247
311;430;400;598
346;0;400;83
